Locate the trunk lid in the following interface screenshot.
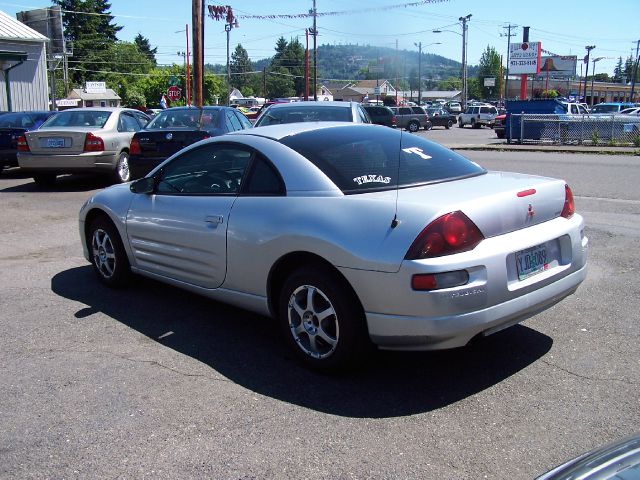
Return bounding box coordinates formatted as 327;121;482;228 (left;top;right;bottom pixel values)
134;129;209;159
397;171;567;238
25;127;97;155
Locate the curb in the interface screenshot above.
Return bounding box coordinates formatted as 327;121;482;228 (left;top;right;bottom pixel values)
447;144;640;155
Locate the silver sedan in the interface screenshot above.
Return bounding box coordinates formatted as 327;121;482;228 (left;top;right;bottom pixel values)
18;107;150;187
79;123;588;371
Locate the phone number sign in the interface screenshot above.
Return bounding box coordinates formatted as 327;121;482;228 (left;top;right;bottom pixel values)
509;42;541;74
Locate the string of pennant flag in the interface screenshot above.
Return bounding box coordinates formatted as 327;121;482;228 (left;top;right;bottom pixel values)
208;0;449;21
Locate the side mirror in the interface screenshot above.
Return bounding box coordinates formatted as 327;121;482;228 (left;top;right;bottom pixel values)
130;176;155;194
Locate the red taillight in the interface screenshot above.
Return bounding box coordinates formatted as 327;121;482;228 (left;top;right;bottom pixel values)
561;184;575;219
405;211;484;259
411;274;437;290
129;137;141;155
392;115;397;127
84;132;104;152
16;135;29;152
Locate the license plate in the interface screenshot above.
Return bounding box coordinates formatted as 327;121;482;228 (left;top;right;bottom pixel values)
46;138;65;148
516;244;548;280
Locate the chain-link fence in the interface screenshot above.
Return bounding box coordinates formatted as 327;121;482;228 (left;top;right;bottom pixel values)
506;114;640;145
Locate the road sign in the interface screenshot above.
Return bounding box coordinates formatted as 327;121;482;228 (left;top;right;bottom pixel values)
167;86;181;101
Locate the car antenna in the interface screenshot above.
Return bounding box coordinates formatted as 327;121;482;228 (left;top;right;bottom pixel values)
390;129;402;229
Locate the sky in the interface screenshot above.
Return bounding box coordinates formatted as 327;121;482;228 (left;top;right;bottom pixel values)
1;0;639;79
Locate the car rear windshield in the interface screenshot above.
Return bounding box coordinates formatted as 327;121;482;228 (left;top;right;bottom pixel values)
41;110;111;128
0;113;36;128
255;105;352;126
145;108;212;129
280;125;485;194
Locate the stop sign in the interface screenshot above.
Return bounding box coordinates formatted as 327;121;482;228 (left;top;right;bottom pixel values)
167;86;181;101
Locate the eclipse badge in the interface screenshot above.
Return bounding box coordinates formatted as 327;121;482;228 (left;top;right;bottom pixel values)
166;133;173;140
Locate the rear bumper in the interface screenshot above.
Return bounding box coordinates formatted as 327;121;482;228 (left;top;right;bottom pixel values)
17;151;119;174
367;264;586;350
128;155;166;179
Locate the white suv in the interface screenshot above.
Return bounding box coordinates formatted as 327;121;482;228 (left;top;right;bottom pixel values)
458;105;498;128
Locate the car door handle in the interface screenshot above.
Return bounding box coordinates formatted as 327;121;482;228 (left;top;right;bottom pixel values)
205;215;224;225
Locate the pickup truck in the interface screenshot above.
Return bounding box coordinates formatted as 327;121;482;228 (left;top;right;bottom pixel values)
389;106;432;132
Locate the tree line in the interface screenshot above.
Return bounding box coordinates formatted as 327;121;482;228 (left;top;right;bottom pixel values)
52;2;638;107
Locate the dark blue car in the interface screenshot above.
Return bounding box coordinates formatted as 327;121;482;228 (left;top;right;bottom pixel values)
0;111;57;173
128;106;252;180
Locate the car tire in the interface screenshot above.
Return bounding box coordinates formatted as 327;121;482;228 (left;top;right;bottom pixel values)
278;266;370;371
458;118;464;128
113;151;131;183
88;216;131;288
496;131;505;139
424;122;432;131
446;120;453;129
33;174;56;188
407;121;420;133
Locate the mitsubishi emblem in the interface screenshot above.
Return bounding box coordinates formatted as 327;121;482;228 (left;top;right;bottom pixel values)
166;133;173;140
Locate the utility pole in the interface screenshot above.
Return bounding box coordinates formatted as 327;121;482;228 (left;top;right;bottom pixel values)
501;24;517;101
459;14;471;109
416;41;422;105
630;39;640;102
304;29;309;101
582;45;595;103
519;26;530;100
311;0;317;101
192;0;203;107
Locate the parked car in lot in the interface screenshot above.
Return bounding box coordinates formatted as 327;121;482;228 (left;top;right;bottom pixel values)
362;105;397;128
128;106;252;180
536;433;640;480
590;102;635;114
458;104;499;128
0;110;56;173
17;107;150;187
389;106;432;132
425;107;456;129
254;101;371;127
445;101;462;114
493;113;507;138
79;122;587;371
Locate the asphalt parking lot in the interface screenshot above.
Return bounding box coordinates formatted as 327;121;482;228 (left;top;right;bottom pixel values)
1;127;638;478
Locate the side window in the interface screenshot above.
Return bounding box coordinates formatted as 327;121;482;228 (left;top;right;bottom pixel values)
235;110;252;129
225;111;242;131
118;113;140;132
156;144;251;195
480;107;490;114
244;154;285;195
570;105;578;114
400;107;412;115
133;112;150;128
357;105;371;123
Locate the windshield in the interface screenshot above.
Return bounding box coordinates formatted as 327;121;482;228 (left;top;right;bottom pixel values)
41;110;111;128
145;108;208;129
255;105;352;126
280;125;485;194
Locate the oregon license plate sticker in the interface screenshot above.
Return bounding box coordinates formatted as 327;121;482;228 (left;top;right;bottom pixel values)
516;244;548;280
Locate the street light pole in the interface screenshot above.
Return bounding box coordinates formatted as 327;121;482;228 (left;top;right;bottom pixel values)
582;45;595;103
590;57;605;107
459;15;471;109
225;18;239;106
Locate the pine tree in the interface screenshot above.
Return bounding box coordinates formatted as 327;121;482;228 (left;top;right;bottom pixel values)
134;34;157;66
613;57;624;83
230;44;252;91
54;0;123;85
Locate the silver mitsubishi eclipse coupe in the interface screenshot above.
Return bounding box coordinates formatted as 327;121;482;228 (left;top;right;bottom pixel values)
79;122;588;371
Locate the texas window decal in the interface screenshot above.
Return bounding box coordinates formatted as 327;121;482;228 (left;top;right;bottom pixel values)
353;174;392;185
